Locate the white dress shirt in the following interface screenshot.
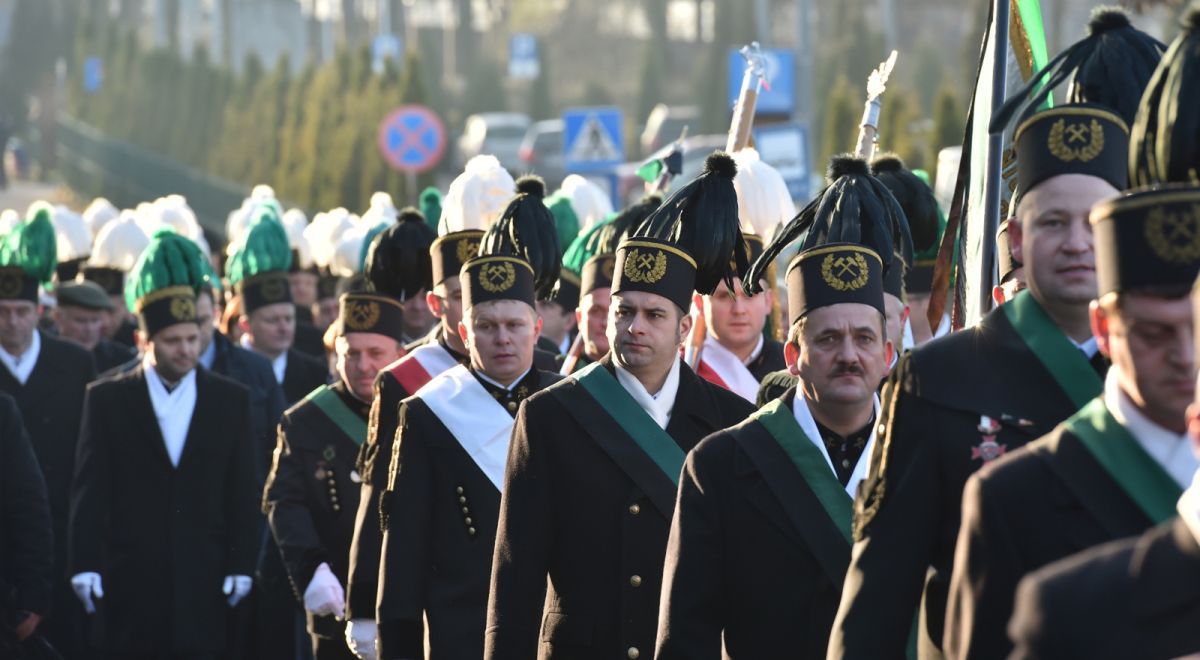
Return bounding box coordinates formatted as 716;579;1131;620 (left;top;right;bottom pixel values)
700;334;763;403
1104;367;1199;489
241;335;287;383
0;329;40;385
143;355;197;468
1177;469;1200;548
614;358;681;430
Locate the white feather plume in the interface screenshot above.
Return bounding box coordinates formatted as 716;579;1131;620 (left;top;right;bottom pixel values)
83;198;119;239
557;175;614;233
437;155;516;234
90;211;151;271
52;205;93;261
732;148;795;239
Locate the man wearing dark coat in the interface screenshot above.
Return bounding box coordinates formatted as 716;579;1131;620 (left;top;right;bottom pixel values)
657;243;892;658
68;230;258;658
943;186;1200;659
344;228;478;649
0;391;54;649
265;292;406;658
830;106;1130;659
0;204;98;658
54;281;137;373
377;220;563;658
485;156;754;660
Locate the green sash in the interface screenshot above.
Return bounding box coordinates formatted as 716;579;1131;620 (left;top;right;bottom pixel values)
1065;397;1184;524
573;362;686;486
305;385;368;446
750;399;853;543
1001;290;1103;408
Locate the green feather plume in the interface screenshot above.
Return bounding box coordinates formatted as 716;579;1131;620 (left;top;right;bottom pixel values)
544;193;580;253
0;202;58;283
419;187;443;233
124;228;211;311
225;214;293;285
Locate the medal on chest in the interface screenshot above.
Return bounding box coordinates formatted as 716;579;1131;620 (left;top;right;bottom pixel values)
971;415;1007;463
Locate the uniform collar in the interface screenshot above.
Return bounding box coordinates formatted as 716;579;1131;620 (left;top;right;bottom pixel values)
1105;366;1198;489
0;328;40;385
613;356;681;430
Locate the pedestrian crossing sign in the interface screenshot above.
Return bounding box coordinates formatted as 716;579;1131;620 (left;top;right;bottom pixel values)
563;107;624;173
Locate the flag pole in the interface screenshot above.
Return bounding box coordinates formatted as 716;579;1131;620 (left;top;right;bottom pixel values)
978;0;1010;317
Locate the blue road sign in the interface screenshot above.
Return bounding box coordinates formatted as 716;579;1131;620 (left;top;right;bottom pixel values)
509;33;540;80
377;105;446;173
753;122;811;201
563;107;624;173
728;48;794;115
84;57;103;95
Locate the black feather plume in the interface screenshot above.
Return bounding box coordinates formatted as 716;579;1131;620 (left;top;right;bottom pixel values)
633;151;745;295
745;154;913;295
1130;6;1200;187
480;179;562;299
991;6;1164;132
871;154;940;253
364;212;436;300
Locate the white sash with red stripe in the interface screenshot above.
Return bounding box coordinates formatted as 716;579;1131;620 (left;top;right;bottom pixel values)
415;364;512;491
695;336;761;403
387;343;458;395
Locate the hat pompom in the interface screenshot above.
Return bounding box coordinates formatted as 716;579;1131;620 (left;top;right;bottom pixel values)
1088;7;1130;35
515;175;547;199
870;154;907;175
828;154;870;181
703;151;738;180
397;207;425;224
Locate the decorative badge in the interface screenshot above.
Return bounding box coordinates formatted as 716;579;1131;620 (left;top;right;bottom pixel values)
624;248;668;284
456;237;480;265
1047;118;1104;163
971;415;1007;463
169;295;197;321
1145;204;1200;264
260;276;288;302
0;270;22;298
601;257;615;280
344;300;381;330
821;252;870;292
479;261;517;292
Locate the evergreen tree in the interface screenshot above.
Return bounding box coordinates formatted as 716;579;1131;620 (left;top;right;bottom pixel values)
462;56;507;116
819;74;857;170
932;79;965;153
528;46;553;121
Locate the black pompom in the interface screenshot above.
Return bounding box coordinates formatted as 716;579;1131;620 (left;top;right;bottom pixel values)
515;175;546;199
1088;7;1130;35
827;154;870;181
703;151;738;179
870;154;906;175
397;206;425;224
1185;6;1200;30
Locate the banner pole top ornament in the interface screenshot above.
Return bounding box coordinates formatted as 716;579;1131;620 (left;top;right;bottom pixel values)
856;50;900;161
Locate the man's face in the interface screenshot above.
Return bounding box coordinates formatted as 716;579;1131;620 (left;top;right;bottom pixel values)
288;271;319;308
336;332;404;401
401;288;436;339
459;300;541;385
790;303;893;407
195;292;217;355
56;305;107;350
430;277;464;333
609;291;691;374
146;322;201;382
1094;294;1195;433
0;300;38;352
883;293;908;356
103;294;127;337
314;297;339;331
535;300;575;345
698;277;771;353
1011;174;1116;310
577;288;611;359
243;302;295;355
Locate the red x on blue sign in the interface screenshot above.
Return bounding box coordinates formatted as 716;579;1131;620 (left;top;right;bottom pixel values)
377;105;446;173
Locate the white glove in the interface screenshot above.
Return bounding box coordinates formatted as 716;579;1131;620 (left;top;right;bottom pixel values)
70;572;104;614
303;562;345;618
222;574;252;607
345;618;378;660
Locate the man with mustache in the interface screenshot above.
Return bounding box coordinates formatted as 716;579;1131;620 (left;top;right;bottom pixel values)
484;154;755;660
830;104;1131;658
943;186;1200;658
375;177;563;659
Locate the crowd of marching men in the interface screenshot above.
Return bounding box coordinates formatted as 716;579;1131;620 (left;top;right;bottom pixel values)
3;5;1200;660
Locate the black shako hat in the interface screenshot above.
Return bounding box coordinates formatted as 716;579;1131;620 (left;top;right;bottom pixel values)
335;292;406;342
461;176;560;309
786;243;885;325
614;151;746;311
1130;6;1200;188
1012;104;1129;204
364;207;436;301
1091;185;1200;297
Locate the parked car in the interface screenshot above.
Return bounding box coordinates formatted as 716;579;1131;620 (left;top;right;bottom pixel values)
457;112;532;173
639;104;700;158
518;119;565;187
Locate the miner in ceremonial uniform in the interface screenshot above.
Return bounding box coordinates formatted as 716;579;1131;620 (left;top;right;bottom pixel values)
0;203;98;657
55;281;137;373
943;192;1200;658
343;216;473;651
376;176;564;659
831;96;1135;657
657;244;891;658
536;194;582;356
68;229;258;657
556;194;662;375
484;153;755;660
264;289;405;658
227;208;329;406
78;210;150;351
